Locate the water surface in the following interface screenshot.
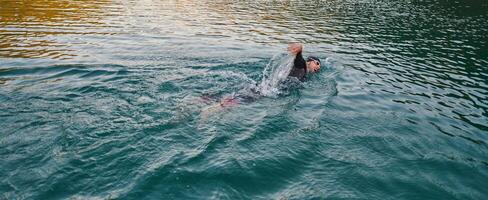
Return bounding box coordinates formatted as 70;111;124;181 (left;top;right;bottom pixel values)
1;0;487;199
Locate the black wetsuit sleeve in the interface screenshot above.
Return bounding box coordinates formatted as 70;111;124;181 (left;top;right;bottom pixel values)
288;51;307;81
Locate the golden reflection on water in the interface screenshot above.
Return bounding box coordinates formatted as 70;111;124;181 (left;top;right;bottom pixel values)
0;0;112;59
0;0;331;60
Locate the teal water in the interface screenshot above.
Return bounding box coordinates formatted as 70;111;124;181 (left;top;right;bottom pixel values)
1;0;487;199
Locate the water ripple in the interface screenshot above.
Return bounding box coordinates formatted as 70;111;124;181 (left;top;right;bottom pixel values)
1;0;488;199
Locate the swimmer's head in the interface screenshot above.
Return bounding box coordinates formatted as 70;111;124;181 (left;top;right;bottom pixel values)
306;56;321;73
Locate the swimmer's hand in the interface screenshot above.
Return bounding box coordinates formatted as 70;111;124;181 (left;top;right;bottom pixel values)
287;43;303;55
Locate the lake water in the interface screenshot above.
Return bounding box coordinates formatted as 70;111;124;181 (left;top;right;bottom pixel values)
1;0;487;199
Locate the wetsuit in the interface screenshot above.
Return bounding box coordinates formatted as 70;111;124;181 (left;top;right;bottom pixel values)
288;51;307;81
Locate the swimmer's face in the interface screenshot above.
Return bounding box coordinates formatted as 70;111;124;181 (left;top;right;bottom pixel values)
307;60;320;73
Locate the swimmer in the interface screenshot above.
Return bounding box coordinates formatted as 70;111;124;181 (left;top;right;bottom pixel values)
287;42;321;81
203;43;321;109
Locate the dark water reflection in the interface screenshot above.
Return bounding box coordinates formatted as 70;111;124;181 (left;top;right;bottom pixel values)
1;0;488;199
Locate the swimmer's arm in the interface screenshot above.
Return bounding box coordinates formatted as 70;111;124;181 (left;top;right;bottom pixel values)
287;43;307;80
288;42;306;68
294;52;306;70
288;43;306;69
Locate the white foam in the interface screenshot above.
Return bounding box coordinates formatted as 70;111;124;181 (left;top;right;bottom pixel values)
258;53;295;97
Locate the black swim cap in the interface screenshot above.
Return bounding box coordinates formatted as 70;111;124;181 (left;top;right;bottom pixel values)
306;56;321;65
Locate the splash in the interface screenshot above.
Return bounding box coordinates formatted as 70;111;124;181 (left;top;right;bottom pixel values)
258;52;295;97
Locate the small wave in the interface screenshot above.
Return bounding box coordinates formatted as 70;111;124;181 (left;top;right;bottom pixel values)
0;64;129;91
